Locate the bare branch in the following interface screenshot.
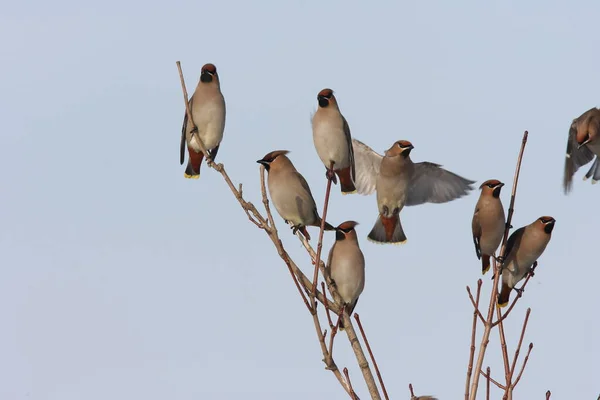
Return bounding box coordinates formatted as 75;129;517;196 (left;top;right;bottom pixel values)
509;308;532;378
467;285;485;324
546;390;551;399
468;131;529;400
343;368;360;400
485;367;491;400
354;314;390;400
512;343;533;388
312;161;335;296
465;279;483;400
479;369;505;390
495;304;511;392
492;265;537;327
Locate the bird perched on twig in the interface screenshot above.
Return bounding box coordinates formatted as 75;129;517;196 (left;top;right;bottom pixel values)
312;88;356;194
351;138;475;244
472;179;506;275
180;63;226;179
257;150;334;240
498;216;555;307
326;221;365;331
563;107;600;193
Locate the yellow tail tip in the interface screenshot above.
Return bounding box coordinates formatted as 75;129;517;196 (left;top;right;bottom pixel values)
341;190;358;195
497;301;509;308
482;266;490;275
184;173;200;179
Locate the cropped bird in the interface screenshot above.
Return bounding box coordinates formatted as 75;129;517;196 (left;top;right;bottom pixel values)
352;138;475;244
312;88;356;194
180;63;226;179
563;107;600;193
257;150;334;240
326;221;365;331
472;179;506;275
498;216;555;307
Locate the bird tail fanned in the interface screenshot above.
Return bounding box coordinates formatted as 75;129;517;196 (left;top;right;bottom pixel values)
497;283;511;307
367;214;407;245
482;255;491;275
336;166;357;195
184;148;203;179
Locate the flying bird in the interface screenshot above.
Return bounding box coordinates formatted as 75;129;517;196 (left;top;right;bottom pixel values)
257;150;334;240
312;88;356;194
498;216;555;307
563;107;600;193
180;63;226;179
472;179;506;274
352;138;475;244
326;221;365;331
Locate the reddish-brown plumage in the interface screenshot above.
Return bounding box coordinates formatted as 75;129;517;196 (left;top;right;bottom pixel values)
395;140;413;148
188;148;204;176
201;63;217;74
318;88;333;98
337;220;359;231
380;215;398;242
335;166;356;193
479;179;503;189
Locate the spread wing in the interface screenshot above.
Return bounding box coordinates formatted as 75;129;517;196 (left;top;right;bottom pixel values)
342;116;356;182
405;162;476;206
351;138;383;195
563;110;597;194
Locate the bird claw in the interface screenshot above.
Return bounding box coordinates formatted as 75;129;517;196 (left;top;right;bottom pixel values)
495;255;505;264
513;286;525;297
325;168;337;184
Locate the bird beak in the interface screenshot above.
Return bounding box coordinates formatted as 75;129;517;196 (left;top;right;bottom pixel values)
498;183;505;188
256;160;269;167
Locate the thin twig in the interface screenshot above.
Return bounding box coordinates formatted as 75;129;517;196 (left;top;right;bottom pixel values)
512;343;533;388
343;368;360;400
175;61;212;165
467;284;485;324
468;131;529;400
312;161;335;296
322;282;335;329
486;367;491;400
546;390;551;399
479;369;505;390
509;308;531;378
354;314;389;400
495;304;511;394
409;383;416;398
465;279;483;400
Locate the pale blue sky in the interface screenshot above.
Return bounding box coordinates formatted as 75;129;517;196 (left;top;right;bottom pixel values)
1;1;598;399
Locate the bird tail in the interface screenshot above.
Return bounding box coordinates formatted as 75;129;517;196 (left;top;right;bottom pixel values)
367;214;407;245
497;283;511;307
583;158;600;183
335;166;357;195
184;148;203;179
482;255;491;275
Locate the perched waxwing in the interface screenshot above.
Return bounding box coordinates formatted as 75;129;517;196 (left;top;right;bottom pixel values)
180;63;226;179
498;216;555;307
563;107;600;193
312;88;356;194
326;221;365;331
257;150;334;240
351;138;475;244
472;179;506;274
